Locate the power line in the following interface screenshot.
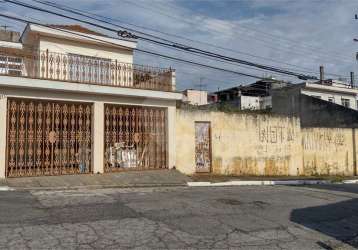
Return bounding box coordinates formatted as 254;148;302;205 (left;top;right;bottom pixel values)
131;0;354;63
0;12;289;95
19;6;293;80
3;0;317;80
177;70;284;93
0;13;280;82
30;0;347;78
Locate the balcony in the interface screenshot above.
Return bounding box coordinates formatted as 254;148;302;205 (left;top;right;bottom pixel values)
0;50;175;92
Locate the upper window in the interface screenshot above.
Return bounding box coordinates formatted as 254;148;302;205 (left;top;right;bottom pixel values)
342;98;350;108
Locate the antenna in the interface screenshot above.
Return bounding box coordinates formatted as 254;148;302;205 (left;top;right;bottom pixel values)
193;77;207;105
0;25;12;31
194;77;207;91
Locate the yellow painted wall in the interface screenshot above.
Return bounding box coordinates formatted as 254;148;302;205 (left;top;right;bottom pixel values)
176;109;302;176
176;109;358;176
302;128;355;176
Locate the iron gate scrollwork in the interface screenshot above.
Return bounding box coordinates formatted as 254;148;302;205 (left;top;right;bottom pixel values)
104;104;167;172
6;98;92;177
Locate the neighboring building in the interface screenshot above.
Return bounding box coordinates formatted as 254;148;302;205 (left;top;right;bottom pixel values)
207;93;218;104
0;24;181;178
271;83;358;128
0;29;20;42
214;78;286;110
298;79;358;110
182;89;208;105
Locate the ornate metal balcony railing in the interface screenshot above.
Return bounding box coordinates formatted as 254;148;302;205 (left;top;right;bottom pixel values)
0;49;175;91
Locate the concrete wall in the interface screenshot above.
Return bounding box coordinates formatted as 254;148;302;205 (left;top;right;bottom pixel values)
302;128;356;176
183;90;208;106
272;87;358;128
176;109;358;176
176;109;302;176
0;30;20;42
240;95;261;110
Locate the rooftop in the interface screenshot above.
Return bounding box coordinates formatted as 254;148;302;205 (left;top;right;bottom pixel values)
48;24;105;37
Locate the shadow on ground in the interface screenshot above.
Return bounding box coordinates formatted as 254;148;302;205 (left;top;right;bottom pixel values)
290;198;358;248
304;184;358;195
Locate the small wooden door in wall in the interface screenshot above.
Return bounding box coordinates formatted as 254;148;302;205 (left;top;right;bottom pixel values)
195;122;212;173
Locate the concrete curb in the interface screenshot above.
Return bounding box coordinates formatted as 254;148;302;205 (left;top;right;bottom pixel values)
0;186;14;191
2;179;358;191
342;179;358;184
187;180;332;187
8;183;187;191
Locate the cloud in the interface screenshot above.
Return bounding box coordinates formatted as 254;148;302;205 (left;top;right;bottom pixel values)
1;0;358;91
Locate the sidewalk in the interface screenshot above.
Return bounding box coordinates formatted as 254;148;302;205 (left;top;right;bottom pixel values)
1;171;358;191
1;170;191;190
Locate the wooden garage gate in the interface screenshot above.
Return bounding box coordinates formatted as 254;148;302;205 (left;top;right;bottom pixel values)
104;104;167;172
6;98;92;177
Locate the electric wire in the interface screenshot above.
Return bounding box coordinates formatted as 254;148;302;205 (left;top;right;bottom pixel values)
2;0;318;80
31;0;348;78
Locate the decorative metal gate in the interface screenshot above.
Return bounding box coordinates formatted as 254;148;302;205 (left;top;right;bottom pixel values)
195;122;212;173
6;98;92;177
104;104;167;172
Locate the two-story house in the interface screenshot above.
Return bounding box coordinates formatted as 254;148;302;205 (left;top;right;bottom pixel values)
0;24;182;178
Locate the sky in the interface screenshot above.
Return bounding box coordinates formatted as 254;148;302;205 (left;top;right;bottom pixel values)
1;0;358;91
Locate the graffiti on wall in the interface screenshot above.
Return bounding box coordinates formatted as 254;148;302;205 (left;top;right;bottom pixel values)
258;124;295;144
256;123;296;155
303;130;346;151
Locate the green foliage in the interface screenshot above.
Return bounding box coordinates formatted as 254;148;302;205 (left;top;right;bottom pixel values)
177;102;271;115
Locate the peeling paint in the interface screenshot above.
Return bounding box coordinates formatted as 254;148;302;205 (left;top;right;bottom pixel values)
176;109;357;177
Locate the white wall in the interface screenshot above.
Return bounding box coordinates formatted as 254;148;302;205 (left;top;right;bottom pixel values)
240;95;261;110
184;90;208;106
39;36;134;64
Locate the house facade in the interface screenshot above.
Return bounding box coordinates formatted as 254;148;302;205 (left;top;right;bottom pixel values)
0;24;181;178
214;79;286;110
299;80;358;110
182;89;209;106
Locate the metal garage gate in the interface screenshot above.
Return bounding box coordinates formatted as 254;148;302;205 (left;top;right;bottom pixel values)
104;104;167;172
6;98;92;177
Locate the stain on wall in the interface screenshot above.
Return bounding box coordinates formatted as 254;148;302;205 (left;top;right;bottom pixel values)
302;128;354;176
176;109;302;176
176;109;357;176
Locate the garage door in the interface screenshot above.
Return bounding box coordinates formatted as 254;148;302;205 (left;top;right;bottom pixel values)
6;98;92;177
104;104;167;172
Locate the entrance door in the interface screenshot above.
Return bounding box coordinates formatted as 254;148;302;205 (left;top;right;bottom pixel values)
195;122;211;173
6;98;92;177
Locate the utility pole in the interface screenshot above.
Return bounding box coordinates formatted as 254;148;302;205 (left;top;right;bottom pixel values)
354;14;358;41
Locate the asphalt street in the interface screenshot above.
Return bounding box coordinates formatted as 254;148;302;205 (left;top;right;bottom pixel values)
1;184;358;249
